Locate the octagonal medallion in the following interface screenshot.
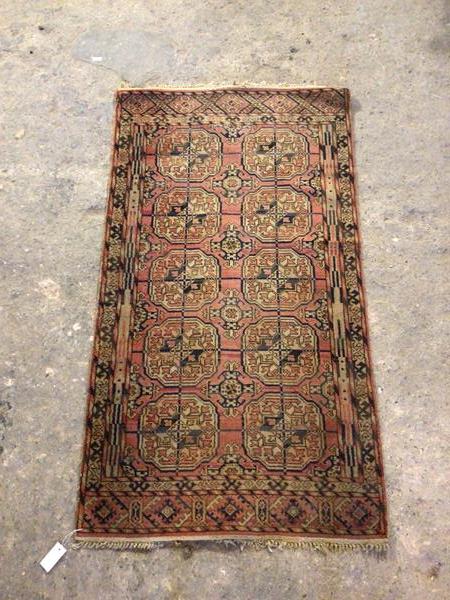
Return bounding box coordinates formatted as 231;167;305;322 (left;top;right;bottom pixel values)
145;318;219;385
139;394;218;471
243;317;318;385
149;249;219;311
243;248;314;309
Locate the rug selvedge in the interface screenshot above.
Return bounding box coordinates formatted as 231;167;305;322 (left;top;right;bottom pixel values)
76;87;387;548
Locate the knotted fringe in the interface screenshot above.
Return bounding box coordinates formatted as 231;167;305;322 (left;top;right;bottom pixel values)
72;540;159;551
73;537;388;555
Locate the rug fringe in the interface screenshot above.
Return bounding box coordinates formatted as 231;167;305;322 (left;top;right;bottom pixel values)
72;540;159;551
117;82;345;91
73;537;388;555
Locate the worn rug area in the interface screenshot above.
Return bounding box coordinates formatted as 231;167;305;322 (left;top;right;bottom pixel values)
76;87;387;550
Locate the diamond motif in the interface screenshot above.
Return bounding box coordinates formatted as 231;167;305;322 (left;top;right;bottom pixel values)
215;93;250;113
168;94;203;114
264;94;298;113
160;501;176;522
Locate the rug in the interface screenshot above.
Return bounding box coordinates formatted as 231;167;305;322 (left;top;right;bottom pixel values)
76;87;387;551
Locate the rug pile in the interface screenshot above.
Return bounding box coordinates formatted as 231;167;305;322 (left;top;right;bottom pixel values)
76;87;387;550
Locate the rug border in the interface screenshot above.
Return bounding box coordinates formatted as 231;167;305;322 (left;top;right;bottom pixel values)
343;88;389;538
75;86;388;548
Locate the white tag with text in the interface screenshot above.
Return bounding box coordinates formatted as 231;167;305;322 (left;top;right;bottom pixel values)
39;542;67;573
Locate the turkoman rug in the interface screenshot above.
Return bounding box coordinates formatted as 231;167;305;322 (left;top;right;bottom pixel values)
76;87;387;551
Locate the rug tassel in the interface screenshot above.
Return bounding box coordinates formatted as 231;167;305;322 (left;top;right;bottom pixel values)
73;538;388;554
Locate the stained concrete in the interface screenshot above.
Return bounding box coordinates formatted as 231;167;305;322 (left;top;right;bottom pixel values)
1;1;449;598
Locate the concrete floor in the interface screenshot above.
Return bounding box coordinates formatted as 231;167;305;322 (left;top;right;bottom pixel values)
1;1;449;598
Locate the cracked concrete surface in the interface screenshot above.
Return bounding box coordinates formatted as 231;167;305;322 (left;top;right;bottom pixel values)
1;1;449;598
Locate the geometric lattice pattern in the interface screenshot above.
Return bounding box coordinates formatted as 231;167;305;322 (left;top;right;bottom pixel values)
77;88;387;544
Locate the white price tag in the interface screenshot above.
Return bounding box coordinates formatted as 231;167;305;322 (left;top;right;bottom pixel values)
39;542;67;573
